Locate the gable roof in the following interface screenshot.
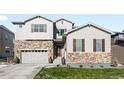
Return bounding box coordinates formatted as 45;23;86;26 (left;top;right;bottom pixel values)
12;15;53;25
0;25;14;35
55;18;74;26
65;22;112;35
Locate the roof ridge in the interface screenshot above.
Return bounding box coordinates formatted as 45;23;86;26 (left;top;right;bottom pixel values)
65;22;112;35
55;18;74;26
0;25;14;35
12;15;53;24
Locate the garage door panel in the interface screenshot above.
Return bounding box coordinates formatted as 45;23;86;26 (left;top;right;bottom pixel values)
21;49;48;64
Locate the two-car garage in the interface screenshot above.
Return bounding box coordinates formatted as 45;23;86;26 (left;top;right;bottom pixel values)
21;49;49;64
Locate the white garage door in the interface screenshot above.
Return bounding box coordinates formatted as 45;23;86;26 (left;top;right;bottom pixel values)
21;49;48;64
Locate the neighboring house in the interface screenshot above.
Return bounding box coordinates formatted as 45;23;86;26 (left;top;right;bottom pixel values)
12;15;112;64
112;32;124;45
112;32;124;65
0;25;15;59
64;22;112;64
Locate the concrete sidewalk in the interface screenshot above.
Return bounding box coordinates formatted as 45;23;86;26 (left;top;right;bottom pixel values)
0;64;42;79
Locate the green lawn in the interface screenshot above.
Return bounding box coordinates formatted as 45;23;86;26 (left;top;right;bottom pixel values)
34;67;124;79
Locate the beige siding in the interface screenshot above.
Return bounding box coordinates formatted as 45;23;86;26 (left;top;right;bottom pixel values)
15;17;53;40
66;26;111;53
56;20;73;38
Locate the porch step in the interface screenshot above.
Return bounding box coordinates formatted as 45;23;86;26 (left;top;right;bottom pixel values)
53;57;62;65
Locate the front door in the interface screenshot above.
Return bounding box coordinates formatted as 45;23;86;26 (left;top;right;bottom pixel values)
57;46;62;57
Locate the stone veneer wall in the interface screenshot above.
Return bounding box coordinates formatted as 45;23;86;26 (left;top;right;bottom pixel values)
15;40;53;60
66;52;111;63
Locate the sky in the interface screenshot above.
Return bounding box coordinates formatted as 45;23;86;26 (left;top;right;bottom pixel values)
0;14;124;33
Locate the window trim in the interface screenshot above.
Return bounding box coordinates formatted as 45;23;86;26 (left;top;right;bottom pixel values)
19;25;22;28
73;39;76;52
102;39;105;52
82;39;85;52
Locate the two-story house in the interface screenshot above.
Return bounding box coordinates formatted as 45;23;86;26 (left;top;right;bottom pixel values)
0;25;15;59
12;15;112;64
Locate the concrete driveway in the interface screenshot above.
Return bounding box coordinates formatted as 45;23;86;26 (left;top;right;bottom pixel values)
0;64;43;79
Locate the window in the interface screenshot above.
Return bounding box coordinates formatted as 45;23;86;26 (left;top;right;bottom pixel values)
5;34;8;40
5;50;10;53
73;39;85;52
38;50;41;52
32;50;35;52
58;29;67;36
21;50;24;52
93;39;105;52
96;39;102;51
61;21;64;24
19;25;22;28
31;24;47;32
76;39;82;51
44;50;47;52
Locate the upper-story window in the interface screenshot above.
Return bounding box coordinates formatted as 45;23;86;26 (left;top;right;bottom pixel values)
31;24;47;32
61;21;64;24
58;29;67;36
5;34;8;40
19;25;22;28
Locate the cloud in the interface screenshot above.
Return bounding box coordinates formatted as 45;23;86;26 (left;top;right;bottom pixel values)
0;15;8;22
